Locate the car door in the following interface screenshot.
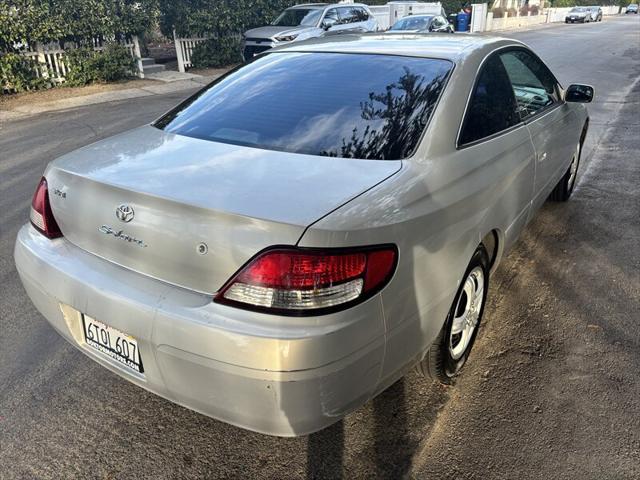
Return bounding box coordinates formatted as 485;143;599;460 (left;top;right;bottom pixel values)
457;52;536;251
499;48;577;213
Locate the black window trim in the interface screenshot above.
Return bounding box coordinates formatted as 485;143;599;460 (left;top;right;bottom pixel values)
456;46;521;149
456;45;564;150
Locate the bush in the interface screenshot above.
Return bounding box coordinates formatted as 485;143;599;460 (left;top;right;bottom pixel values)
0;52;48;92
0;0;157;48
190;36;242;69
64;43;136;86
159;0;297;38
492;7;505;18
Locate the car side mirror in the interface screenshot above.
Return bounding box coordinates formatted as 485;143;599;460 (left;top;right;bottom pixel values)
565;84;594;103
322;18;337;30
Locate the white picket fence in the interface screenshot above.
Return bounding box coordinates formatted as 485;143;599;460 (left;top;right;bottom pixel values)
473;4;621;32
17;36;143;83
173;31;211;72
174;31;245;72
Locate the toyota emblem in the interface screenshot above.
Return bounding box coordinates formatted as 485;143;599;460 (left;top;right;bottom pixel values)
115;204;134;223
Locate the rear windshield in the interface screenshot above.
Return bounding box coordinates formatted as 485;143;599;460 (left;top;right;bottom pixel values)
155;52;452;160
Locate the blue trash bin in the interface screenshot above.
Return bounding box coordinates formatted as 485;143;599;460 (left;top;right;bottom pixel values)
456;12;470;31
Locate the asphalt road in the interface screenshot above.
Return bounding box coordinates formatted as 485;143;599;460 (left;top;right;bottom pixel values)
1;16;639;480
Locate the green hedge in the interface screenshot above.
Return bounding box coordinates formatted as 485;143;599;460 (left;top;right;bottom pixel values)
158;0;297;38
1;0;154;92
64;43;137;86
0;52;47;92
0;0;156;48
190;36;242;69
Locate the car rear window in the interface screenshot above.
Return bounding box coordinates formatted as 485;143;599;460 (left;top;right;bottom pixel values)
155;52;453;160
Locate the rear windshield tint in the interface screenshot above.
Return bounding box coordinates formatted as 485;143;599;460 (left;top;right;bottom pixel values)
155;52;452;160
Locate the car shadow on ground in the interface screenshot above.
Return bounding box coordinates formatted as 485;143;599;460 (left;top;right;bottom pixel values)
305;378;417;480
306;378;418;480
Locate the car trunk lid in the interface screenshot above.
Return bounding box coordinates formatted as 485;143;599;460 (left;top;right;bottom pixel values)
44;126;400;293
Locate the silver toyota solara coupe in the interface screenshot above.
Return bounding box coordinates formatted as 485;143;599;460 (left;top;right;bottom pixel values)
14;34;594;436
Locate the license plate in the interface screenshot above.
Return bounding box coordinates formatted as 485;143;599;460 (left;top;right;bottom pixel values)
82;315;143;373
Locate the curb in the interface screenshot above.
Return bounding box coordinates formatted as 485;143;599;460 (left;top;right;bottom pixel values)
0;75;218;122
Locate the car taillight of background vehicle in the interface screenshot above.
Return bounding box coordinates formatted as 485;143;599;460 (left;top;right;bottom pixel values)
215;246;397;315
30;177;63;239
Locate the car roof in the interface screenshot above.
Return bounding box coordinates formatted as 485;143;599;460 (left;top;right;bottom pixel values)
288;3;328;8
394;14;435;19
288;2;369;9
271;33;524;63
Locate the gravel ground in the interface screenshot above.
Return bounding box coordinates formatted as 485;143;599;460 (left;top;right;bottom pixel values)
0;15;638;480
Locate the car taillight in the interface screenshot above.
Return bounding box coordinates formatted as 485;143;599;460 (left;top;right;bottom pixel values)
30;177;62;238
215;246;397;315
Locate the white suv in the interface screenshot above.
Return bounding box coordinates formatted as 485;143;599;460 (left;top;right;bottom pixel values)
242;3;379;60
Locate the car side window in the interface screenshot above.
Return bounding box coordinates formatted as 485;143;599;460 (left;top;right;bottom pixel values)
323;8;339;25
459;53;520;146
354;7;370;21
499;49;559;121
432;16;445;28
337;7;358;24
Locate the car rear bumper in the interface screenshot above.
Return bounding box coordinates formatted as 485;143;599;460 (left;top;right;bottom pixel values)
14;224;386;436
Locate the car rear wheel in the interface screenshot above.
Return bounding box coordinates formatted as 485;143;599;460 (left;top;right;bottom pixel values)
417;244;489;384
550;143;581;202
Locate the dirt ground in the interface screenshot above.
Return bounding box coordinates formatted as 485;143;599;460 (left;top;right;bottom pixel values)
0;78;159;111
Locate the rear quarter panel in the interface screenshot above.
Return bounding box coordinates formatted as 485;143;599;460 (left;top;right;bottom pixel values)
298;40;538;386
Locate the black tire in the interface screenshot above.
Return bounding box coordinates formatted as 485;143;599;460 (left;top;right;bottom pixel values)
417;245;489;384
550;142;581;202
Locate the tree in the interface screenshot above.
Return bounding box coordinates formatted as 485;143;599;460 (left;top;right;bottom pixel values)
158;0;297;38
0;0;157;49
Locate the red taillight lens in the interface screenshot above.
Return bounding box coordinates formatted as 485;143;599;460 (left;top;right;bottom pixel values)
235;252;367;289
30;177;62;238
215;246;397;314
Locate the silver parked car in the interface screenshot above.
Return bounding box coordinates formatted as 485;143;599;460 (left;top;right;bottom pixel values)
587;6;603;21
565;6;593;23
242;3;378;60
388;14;454;33
15;34;594;437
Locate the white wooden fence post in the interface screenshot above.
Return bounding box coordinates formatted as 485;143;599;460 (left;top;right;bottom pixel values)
35;42;48;79
174;29;186;73
132;35;144;78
